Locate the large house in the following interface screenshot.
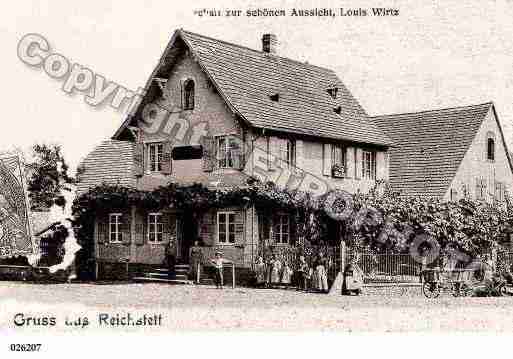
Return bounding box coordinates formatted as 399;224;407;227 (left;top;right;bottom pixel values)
77;29;392;280
373;103;513;202
77;29;513;282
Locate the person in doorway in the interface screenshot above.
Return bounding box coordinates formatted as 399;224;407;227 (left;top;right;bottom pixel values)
189;240;203;283
165;241;175;279
210;251;226;289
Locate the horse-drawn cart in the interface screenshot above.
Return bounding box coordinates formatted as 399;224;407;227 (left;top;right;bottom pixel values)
421;269;475;298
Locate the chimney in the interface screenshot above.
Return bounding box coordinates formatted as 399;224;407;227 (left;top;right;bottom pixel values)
262;33;278;55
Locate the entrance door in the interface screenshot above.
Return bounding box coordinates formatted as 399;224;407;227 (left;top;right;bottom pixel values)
175;215;184;263
175;215;197;264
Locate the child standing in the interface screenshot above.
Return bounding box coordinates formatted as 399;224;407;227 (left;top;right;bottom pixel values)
211;251;225;289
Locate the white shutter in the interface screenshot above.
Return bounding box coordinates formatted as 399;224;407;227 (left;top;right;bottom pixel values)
346;147;354;179
355;148;362;179
268;137;279;171
295;140;304;169
278;138;287;162
322;143;331;176
376;151;386;179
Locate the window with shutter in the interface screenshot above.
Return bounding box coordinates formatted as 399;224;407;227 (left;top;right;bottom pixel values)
276;138;295;169
331;144;346;178
362;151;377;180
216;135;242;169
147;143;164;173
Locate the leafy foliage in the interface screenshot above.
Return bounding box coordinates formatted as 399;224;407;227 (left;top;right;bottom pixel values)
26;144;73;211
72;180;513;277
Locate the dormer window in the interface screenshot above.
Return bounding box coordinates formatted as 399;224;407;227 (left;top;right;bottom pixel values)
327;87;338;99
183;79;195;110
269;93;280;102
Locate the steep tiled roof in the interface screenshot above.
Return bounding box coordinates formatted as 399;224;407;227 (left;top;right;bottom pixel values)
114;30;392;147
76;140;137;196
372;103;493;198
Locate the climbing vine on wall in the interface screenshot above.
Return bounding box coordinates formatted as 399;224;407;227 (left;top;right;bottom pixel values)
72;178;513;278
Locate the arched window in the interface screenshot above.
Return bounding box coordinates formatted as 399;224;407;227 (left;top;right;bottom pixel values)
487;137;495;161
183;79;195;110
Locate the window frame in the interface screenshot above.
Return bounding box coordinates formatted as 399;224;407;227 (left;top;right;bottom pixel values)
147;142;164;173
362;150;377;180
331;144;346;177
183;79;195;110
215;135;241;169
450;188;457;202
217;211;236;245
487;138;495;162
274;213;290;245
495;181;504;202
476;179;487;201
108;213;123;244
147;212;164;244
282;138;296;169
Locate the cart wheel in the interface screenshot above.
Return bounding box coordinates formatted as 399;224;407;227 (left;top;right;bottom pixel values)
499;285;508;297
423;282;440;298
452;283;462;297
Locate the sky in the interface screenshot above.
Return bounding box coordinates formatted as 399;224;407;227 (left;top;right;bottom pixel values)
3;0;513;171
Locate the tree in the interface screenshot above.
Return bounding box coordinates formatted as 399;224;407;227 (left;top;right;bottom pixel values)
26;144;73;211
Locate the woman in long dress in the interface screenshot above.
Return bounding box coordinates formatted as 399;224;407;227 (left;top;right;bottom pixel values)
269;255;282;287
281;261;293;288
255;256;267;287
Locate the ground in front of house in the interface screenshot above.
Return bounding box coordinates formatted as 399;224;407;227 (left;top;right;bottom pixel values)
1;282;513;331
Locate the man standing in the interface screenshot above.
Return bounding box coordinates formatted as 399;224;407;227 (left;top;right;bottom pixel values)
165;241;175;279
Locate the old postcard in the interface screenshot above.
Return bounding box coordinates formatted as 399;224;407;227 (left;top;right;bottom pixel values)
2;0;513;357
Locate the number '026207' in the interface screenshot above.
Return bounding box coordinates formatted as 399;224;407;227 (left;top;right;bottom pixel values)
9;344;42;352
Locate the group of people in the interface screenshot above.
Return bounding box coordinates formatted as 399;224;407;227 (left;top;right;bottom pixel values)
254;253;331;293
